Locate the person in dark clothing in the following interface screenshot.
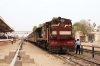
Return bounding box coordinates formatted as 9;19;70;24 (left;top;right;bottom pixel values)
75;39;81;54
11;38;14;45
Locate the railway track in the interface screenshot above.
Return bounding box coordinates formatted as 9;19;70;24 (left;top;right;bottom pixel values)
53;51;100;66
52;47;100;66
54;54;91;66
30;42;100;66
10;40;23;66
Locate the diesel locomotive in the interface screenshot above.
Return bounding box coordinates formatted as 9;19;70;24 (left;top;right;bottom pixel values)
27;17;75;53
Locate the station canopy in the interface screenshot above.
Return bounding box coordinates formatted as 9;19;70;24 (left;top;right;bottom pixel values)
0;16;14;32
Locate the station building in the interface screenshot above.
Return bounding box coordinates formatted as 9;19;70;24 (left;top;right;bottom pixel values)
75;30;100;42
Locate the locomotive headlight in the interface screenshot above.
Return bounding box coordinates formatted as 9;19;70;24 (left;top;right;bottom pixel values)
61;19;65;22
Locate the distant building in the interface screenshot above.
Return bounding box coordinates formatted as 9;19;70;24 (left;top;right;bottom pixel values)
75;30;100;42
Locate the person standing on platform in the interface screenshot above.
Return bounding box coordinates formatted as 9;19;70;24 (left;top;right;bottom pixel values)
11;37;14;45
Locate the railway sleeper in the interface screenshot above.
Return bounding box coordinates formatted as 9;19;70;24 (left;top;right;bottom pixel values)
73;55;100;66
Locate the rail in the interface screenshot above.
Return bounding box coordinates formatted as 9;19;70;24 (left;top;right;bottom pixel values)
10;40;23;66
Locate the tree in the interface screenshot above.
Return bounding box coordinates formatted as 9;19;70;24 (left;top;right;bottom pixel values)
38;23;44;27
51;17;58;21
33;26;37;31
72;19;93;39
72;22;82;37
79;19;93;36
97;25;100;31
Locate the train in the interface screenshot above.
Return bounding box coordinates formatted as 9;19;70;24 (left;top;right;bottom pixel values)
26;17;76;53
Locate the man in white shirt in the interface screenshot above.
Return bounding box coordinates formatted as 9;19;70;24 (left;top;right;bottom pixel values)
75;39;81;54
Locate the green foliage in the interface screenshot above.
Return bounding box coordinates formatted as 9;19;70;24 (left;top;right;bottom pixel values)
97;25;100;31
33;26;37;31
32;23;44;32
72;19;93;37
52;17;58;21
72;22;81;37
97;25;100;29
38;23;44;27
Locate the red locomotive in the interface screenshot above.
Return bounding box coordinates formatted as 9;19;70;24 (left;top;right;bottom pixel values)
27;17;75;53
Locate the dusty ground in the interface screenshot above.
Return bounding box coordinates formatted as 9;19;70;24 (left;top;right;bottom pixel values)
0;40;100;66
23;42;71;66
0;40;20;66
23;41;100;66
0;40;20;58
0;40;70;66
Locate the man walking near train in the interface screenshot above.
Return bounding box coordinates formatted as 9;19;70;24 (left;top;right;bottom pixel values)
75;39;81;54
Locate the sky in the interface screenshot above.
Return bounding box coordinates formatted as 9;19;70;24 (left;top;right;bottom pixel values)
0;0;100;31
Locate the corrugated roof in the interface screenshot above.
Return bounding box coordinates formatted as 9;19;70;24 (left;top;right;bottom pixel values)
0;16;14;32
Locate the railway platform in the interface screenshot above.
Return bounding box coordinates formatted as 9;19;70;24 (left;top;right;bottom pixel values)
0;40;37;66
0;40;21;66
0;40;20;58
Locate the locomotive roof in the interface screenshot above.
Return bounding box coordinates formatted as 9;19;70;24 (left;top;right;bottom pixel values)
45;18;72;24
61;18;72;21
27;17;72;38
27;27;42;38
45;21;51;23
0;16;14;32
35;27;42;32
